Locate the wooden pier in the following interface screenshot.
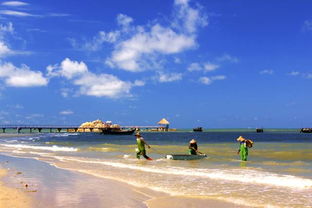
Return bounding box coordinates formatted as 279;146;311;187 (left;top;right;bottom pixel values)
0;125;163;133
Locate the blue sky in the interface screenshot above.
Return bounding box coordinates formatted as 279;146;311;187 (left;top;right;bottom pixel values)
0;0;311;128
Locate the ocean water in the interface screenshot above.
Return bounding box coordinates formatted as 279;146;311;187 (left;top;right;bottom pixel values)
0;131;311;208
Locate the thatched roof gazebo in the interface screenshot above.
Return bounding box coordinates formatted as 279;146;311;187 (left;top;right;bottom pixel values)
157;118;169;131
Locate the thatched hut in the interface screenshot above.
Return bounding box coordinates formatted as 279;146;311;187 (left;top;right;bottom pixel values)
157;118;170;131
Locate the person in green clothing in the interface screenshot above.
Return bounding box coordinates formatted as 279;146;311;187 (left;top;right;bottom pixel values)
135;132;152;160
237;136;253;161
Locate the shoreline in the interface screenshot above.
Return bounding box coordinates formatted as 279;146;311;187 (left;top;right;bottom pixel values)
0;154;251;208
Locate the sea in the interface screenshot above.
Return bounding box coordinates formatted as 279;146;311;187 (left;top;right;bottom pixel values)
0;130;311;208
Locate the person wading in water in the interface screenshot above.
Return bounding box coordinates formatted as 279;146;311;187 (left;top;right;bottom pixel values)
237;136;253;161
188;139;203;155
135;132;152;160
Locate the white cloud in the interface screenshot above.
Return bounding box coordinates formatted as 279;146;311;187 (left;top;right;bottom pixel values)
47;58;142;98
0;10;35;17
1;1;28;6
47;58;88;79
73;72;133;98
0;62;48;87
0;22;14;36
203;62;219;71
187;62;201;71
199;75;226;85
305;73;312;79
59;110;74;115
303;20;312;31
60;88;73;98
0;22;14;57
260;70;274;75
0;41;13;57
133;80;145;86
108;24;196;72
216;54;239;63
173;0;208;33
188;62;219;72
199;76;212;85
82;31;120;51
288;71;300;76
156;72;182;82
48;13;70;17
117;14;133;28
77;0;208;72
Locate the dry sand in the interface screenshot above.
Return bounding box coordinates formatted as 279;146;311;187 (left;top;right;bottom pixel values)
0;169;32;208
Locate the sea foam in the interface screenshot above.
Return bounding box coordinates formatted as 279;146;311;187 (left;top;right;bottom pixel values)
58;157;312;190
1;144;78;152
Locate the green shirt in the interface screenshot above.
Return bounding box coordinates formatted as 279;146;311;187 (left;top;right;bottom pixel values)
137;138;145;151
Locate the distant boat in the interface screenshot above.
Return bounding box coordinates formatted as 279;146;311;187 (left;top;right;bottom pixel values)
256;128;264;133
300;128;312;133
193;127;203;132
101;128;135;135
166;154;207;160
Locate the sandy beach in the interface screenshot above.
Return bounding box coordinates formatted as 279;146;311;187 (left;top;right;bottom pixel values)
0;168;32;208
0;153;249;208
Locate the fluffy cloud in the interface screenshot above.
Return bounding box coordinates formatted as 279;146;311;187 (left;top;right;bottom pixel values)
0;41;12;57
47;58;88;79
117;14;133;28
79;0;207;72
172;0;208;33
199;75;226;85
156;72;182;82
107;24;196;71
48;58;142;98
74;72;133;98
188;62;219;72
82;31;120;51
0;62;48;87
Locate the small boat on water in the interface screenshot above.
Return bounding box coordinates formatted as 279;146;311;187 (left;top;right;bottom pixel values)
256;128;264;133
166;154;207;160
193;127;203;132
300;128;312;133
101;128;135;135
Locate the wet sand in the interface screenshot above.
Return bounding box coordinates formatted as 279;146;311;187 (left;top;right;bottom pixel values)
0;154;250;208
0;168;32;208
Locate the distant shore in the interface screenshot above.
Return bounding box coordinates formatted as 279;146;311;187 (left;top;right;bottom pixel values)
0;128;302;135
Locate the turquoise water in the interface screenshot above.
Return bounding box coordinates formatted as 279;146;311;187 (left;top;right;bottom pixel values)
0;131;311;207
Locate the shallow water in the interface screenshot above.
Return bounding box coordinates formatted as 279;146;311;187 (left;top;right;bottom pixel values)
0;131;311;207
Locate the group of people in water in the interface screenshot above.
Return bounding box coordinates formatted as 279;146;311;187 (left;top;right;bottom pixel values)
135;132;253;161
